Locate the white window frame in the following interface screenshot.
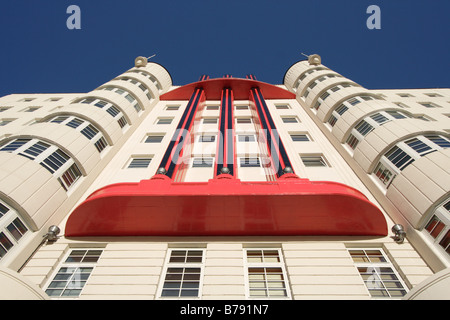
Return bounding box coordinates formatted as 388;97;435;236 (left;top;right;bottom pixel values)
239;156;261;168
0;200;29;261
243;248;291;300
127;156;153;169
300;154;329;167
422;199;450;257
44;248;102;299
191;157;214;168
348;248;409;299
157;248;205;299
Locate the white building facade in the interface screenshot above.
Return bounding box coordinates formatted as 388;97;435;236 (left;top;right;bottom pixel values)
0;55;448;300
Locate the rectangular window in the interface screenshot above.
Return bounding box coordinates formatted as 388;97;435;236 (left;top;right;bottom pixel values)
281;117;299;124
301;155;328;167
370;113;389;124
236;118;252;124
275;105;290;110
94;137;108;153
0;232;14;259
128;158;152;169
159;249;204;298
0;139;31;152
405;138;434;155
238;135;256;142
373;162;395;186
0;119;14;126
424;210;450;255
192;158;214;168
327;115;338;127
420;102;440;108
290;134;310;142
235;105;249;110
244;249;290;298
157;118;173;125
80;124;99;140
240;157;261;167
45;249;102;298
348;249;408;298
355;120;374;136
6;218;28;242
426;135;450;149
59;164;82;190
166;105;180;111
203;118;218;124
346;134;360;150
145;135;164;143
199;135;215;143
385;146;414;169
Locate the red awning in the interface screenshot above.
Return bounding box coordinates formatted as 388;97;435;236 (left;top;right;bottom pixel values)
160;78;296;100
65;174;388;237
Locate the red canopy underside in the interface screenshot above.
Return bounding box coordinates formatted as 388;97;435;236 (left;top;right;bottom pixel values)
65;175;388;237
160;78;296;100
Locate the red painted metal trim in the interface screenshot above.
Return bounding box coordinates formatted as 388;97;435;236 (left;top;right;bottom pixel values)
251;88;286;171
65;174;388;237
160;78;295;100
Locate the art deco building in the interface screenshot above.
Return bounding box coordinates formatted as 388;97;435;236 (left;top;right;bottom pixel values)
0;55;448;300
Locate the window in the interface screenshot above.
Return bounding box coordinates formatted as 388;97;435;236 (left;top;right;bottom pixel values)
244;249;290;298
203;118;218;124
240;157;261;167
166;105;180;111
236;118;252;124
0;119;14;126
159;249;204;298
23;106;40;112
424;93;442;97
192;157;214;168
145;135;164;143
281;117;299;124
426;135;450;148
290;133;310;142
206;105;219;110
45;249;102;298
199;135;215;143
275;105;290;110
423;199;450;255
0;201;29;260
0;107;12;112
157;118;173;125
373;162;395;186
128;157;152;169
348;249;408;298
301;155;328;167
420;102;441;108
397;93;414;97
238;135;256;142
235;105;249;110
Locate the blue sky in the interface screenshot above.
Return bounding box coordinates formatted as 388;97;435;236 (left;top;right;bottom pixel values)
0;0;449;97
